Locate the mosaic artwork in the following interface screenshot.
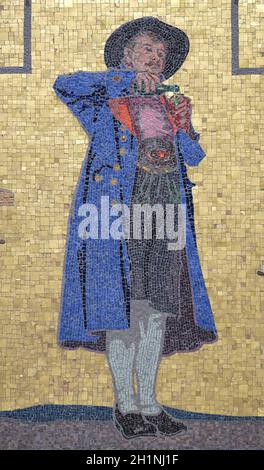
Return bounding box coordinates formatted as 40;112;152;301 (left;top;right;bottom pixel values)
52;16;219;439
1;0;264;451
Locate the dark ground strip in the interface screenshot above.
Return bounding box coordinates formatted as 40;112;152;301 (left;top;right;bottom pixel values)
0;418;263;450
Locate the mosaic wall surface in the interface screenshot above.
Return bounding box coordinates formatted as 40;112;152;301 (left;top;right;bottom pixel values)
0;1;24;67
0;0;264;444
239;0;264;68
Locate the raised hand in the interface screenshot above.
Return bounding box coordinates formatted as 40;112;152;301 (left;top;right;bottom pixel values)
167;94;192;134
131;71;161;95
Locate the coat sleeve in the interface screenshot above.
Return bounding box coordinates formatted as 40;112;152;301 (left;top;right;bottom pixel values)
176;125;206;167
188;119;201;142
52;69;137;135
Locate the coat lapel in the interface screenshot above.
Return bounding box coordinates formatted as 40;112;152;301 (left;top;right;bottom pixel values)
108;98;136;135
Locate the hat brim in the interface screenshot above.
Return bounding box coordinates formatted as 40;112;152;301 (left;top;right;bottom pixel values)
104;17;189;80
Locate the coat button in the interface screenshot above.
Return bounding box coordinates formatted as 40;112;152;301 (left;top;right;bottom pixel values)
120;124;127;131
120;147;126;156
111;178;118;186
112;75;121;82
111;199;119;206
95;174;103;182
113;163;121;171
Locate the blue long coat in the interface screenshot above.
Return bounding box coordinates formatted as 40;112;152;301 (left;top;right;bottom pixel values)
53;67;218;356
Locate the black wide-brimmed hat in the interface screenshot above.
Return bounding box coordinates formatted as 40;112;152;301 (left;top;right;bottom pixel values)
104;17;189;79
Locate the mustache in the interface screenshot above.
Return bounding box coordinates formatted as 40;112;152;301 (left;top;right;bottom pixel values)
145;61;161;67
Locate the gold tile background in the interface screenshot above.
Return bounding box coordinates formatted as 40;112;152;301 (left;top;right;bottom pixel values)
239;0;264;68
0;0;24;67
0;0;264;415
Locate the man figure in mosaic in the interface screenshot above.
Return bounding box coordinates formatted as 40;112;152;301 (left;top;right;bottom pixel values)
53;17;218;439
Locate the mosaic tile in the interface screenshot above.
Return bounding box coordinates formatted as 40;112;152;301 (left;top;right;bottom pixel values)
239;0;264;69
0;0;31;74
1;0;264;450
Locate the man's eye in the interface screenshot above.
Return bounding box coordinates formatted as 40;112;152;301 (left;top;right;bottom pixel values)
145;47;152;52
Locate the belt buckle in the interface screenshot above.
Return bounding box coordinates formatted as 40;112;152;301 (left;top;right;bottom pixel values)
138;137;177;174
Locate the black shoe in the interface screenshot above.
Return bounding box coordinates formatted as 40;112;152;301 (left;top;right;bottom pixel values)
143;408;187;436
114;404;158;439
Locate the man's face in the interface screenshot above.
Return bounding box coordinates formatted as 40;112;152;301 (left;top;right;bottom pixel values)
123;33;166;75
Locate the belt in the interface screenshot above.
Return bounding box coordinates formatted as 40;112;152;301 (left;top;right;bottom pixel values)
136;161;178;174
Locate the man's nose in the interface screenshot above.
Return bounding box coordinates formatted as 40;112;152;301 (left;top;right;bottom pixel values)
151;53;160;62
